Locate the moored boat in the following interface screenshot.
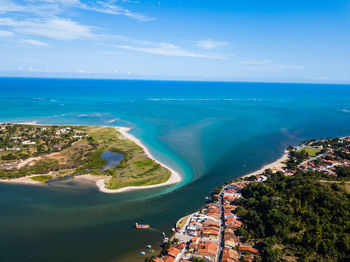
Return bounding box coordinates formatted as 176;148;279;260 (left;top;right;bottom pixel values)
135;222;150;229
162;237;169;243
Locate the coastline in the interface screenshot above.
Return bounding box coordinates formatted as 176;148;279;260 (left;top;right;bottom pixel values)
96;127;182;193
0;123;182;193
240;150;289;178
0;174;43;185
0;122;288;193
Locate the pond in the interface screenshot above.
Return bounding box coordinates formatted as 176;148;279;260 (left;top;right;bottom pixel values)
101;150;124;170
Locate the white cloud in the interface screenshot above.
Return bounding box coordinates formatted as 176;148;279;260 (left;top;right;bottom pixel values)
0;17;95;40
37;0;80;4
239;59;304;72
196;39;228;50
0;29;14;36
20;38;48;46
240;60;272;65
242;63;304;72
0;0;26;13
0;0;62;15
113;42;225;59
79;1;154;21
0;0;153;21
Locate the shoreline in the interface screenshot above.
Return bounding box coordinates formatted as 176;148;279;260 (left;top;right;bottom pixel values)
0;123;182;193
240;150;289;178
0;122;289;193
96;127;182;193
0;174;44;185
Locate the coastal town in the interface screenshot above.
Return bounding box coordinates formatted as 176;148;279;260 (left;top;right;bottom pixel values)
145;136;350;262
0;123;86;158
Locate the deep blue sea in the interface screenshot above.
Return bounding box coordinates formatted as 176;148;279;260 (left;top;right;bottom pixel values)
0;78;350;262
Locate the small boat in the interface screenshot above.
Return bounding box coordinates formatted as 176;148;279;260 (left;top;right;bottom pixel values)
146;245;152;249
162;237;169;243
162;232;166;237
139;252;146;256
149;249;154;253
135;223;150;229
171;228;176;232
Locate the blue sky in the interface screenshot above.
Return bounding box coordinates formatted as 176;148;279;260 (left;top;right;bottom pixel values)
0;0;349;83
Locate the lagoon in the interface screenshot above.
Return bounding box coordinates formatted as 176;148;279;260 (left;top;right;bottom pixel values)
102;150;124;170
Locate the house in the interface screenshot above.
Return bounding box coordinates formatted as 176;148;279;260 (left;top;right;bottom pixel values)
223;205;238;212
163;256;175;262
238;245;259;255
197;241;218;260
221;258;236;262
222;247;240;261
202;228;219;239
167;247;181;258
189;242;197;251
152;257;164;262
186;225;199;236
224;239;237;248
225;218;242;228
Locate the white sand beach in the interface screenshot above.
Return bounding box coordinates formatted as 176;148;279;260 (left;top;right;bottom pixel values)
96;127;182;193
0;174;44;185
0;123;182;193
241;150;289;178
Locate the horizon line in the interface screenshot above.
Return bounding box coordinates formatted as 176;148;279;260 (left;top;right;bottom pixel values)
0;75;349;86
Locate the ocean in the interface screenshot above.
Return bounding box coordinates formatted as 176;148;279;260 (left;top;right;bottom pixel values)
0;77;350;261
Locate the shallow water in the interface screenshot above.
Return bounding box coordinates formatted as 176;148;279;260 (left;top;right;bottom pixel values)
0;78;350;261
102;150;124;170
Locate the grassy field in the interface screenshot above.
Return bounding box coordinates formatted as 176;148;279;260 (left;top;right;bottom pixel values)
176;215;191;230
31;175;53;183
77;126;171;189
298;147;321;157
0;125;171;190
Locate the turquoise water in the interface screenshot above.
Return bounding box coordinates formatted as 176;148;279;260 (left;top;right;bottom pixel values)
0;78;350;261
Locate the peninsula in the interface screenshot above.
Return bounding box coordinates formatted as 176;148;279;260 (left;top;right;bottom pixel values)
0;123;181;192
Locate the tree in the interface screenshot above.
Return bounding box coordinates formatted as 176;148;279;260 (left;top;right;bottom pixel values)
336;166;350;178
192;257;206;262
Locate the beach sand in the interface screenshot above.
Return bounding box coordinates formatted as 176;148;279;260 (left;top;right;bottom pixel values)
96;127;182;193
0;124;182;193
0;122;288;193
241;150;289;178
0;174;44;185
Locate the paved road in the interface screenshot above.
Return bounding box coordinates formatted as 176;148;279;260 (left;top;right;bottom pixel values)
216;187;226;262
174;213;197;243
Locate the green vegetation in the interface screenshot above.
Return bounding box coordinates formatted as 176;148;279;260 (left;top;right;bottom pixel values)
234;171;350;262
0;124;171;191
176;215;191;230
79;126;171;189
335;166;350;178
0;159;59;179
297;147;321;157
31;175;53;183
192;258;206;262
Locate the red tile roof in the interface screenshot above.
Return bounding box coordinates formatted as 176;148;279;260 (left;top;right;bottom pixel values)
238;246;259;254
163;256;175;262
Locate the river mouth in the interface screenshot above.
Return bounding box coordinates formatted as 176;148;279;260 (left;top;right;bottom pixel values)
101;150;124;170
